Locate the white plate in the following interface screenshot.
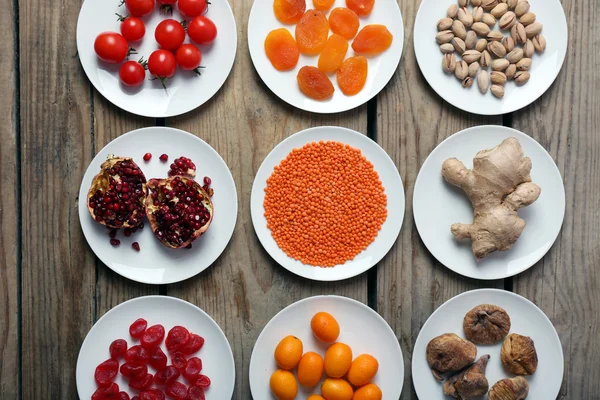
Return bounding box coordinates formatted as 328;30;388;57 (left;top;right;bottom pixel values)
412;289;564;400
414;0;567;115
248;0;404;113
249;295;404;399
78;127;238;284
250;126;405;281
77;0;237;118
413;125;564;280
76;296;235;399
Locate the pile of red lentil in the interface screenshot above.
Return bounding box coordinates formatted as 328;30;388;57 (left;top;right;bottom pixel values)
264;140;388;267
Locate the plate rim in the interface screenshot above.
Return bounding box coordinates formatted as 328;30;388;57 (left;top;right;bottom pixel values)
250;125;405;281
411;288;565;399
412;124;565;280
75;295;236;399
77;126;239;285
413;0;568;116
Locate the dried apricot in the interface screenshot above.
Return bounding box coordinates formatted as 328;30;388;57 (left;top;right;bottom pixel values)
313;0;334;11
318;34;349;73
273;0;306;24
297;66;335;100
352;25;393;54
346;0;374;16
337;56;368;95
328;8;360;40
295;10;329;55
265;28;300;71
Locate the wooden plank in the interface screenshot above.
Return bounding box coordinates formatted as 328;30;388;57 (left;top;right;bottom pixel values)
167;0;368;397
511;0;600;398
0;0;18;397
374;1;504;397
18;0;96;397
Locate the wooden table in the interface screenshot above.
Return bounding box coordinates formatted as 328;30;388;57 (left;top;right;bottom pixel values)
2;0;598;398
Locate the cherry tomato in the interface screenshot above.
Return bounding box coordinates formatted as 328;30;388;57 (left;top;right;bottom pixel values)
124;0;155;17
117;14;146;41
178;0;208;17
155;19;186;51
148;50;177;86
187;16;217;45
94;32;129;63
175;44;202;73
119;59;147;86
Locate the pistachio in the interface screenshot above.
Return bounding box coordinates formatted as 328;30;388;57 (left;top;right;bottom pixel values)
490;3;508;17
462;50;482;64
472;6;484;22
455;60;469;80
514;70;530;85
448;4;459;18
480;50;491;67
515;0;529;17
443;53;457;74
471;22;491;36
478;70;490;93
452;20;467;40
506;0;517;9
482;0;499;11
490;71;507;85
532;34;546;52
437;17;454;31
458;0;469;7
505;63;517;79
487;31;504;42
436;30;455;44
488;40;507;57
471;0;482;5
517;58;532;71
457;7;474;28
491;58;510;71
499;11;517;29
511;22;526;44
502;36;515;52
491;84;505;98
476;38;488;52
468;61;480;77
519;11;536;26
523;39;534;57
482;13;497;27
525;22;543;38
506;47;524;63
462;76;474;88
465;31;477;49
440;43;455;53
452;37;467;54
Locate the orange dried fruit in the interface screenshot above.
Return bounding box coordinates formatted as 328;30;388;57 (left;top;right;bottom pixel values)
328;7;360;40
274;335;303;370
270;369;299;400
297;352;324;387
321;378;354;400
265;28;300;71
345;0;374;16
352;383;382;400
295;10;330;55
337;56;368;95
311;312;340;343
273;0;306;24
324;342;353;378
313;0;335;11
318;34;349;73
347;354;379;387
297;66;335;100
351;25;393;54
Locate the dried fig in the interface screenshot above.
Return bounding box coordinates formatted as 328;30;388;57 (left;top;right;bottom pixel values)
489;376;529;400
501;333;538;375
426;333;477;380
463;304;511;344
444;354;490;399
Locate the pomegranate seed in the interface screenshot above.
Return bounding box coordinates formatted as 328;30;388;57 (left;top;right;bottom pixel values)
143;153;152;161
109;230;117;239
132;242;140;251
124;228;132;237
110;239;121;246
159;154;169;162
203;176;211;185
185;244;192;249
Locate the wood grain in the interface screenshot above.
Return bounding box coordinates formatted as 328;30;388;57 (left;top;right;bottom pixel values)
511;0;600;397
0;0;18;397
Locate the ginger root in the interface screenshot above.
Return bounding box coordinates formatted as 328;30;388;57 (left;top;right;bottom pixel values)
442;137;541;260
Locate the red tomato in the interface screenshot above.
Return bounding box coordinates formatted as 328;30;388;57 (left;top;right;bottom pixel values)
118;15;146;41
175;44;202;72
187;16;217;45
124;0;155;17
94;32;129;63
148;50;177;85
178;0;208;17
119;60;146;86
155;19;186;51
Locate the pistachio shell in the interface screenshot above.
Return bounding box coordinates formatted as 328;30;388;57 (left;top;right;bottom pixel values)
452;19;467;40
436;30;455;44
452;37;467;54
462;76;474;88
455;60;469;80
490;71;507;85
506;0;517;9
499;11;517;29
471;22;491;36
491;84;505;98
516;58;532;71
491;58;510;71
532;34;546;52
458;0;469;7
462;50;482;64
487;31;504;42
448;4;459;18
443;53;457;74
525;22;543;38
506;48;524;63
511;22;527;44
514;70;530;85
440;43;455;54
472;6;484;22
437;17;454;31
482;13;497;27
505;63;517;79
458;7;474;28
519;12;536;26
478;70;490;93
468;61;480;77
465;31;477;49
523;39;535;57
471;0;482;5
488;40;507;58
490;3;508;18
502;36;515;52
515;0;529;17
476;38;488;52
482;0;499;11
480;50;491;68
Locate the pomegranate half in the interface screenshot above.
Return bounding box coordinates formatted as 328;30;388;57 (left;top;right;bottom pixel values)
87;156;148;229
145;176;214;249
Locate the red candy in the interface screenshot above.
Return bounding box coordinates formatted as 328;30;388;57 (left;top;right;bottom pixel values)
110;339;128;359
154;366;181;386
92;382;119;400
183;357;202;382
139;389;166;400
141;324;166;349
150;346;168;371
129;373;154;390
120;362;148;380
186;387;205;400
130;318;148;339
194;375;211;389
118;392;131;400
166;381;189;399
94;359;119;387
171;352;187;371
125;345;150;364
166;326;190;352
180;334;204;355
